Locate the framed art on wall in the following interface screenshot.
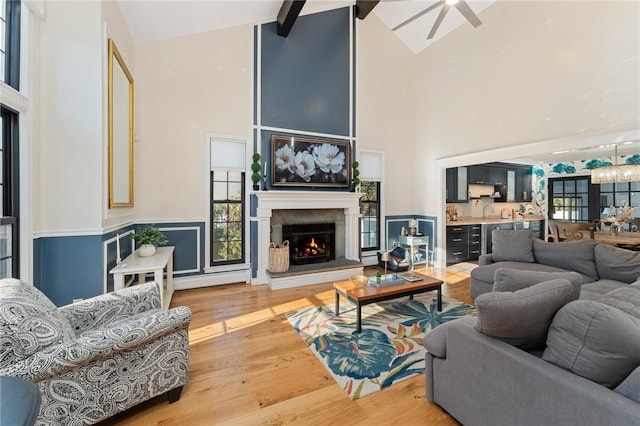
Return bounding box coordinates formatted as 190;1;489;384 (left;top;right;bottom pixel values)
271;135;351;188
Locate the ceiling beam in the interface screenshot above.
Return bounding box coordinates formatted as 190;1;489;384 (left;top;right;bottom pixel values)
355;0;380;20
277;0;306;37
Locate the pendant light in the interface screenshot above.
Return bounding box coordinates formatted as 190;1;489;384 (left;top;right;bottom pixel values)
591;144;640;184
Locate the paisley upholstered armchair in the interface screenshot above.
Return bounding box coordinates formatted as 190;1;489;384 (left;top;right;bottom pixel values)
0;278;191;425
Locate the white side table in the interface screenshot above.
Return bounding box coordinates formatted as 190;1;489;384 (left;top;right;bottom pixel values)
398;235;431;270
109;246;175;309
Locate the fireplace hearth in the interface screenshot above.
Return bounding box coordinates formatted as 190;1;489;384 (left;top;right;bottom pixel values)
283;223;336;265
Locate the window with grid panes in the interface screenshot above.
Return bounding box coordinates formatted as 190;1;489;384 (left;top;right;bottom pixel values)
360;181;380;251
0;106;18;278
549;177;590;222
1;0;20;89
598;181;640;220
211;171;244;265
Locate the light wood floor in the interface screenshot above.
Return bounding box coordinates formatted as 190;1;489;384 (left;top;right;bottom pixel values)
101;265;473;426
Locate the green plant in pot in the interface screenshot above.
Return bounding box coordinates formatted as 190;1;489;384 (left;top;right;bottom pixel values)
131;225;168;257
352;161;360;191
251;153;261;190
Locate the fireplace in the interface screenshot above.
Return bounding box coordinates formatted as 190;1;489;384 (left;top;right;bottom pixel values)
283;223;336;265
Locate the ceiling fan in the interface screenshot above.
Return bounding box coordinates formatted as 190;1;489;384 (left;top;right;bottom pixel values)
391;0;482;40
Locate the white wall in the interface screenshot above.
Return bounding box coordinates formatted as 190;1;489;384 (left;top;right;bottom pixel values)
356;13;416;215
36;0;104;233
102;0;135;228
133;26;252;221
413;1;640;261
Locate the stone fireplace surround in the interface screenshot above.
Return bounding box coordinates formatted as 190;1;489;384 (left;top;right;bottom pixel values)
254;191;363;289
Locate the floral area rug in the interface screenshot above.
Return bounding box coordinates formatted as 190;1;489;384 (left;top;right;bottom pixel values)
285;294;475;399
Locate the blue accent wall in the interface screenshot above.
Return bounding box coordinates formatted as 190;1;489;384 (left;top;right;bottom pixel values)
260;7;350;136
34;235;103;306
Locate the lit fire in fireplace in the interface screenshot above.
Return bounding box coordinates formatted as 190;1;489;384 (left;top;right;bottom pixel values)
300;237;327;257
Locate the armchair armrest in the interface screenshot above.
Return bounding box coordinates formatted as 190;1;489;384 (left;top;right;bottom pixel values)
59;282;162;335
0;306;191;382
478;254;494;265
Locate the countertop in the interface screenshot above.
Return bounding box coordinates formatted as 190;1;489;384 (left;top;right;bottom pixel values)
446;215;545;226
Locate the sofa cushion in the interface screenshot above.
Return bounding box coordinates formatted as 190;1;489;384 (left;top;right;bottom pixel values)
493;268;586;299
595;285;640;319
579;279;628;300
595;244;640;283
614;366;640;404
543;299;640;388
533;239;598;280
423;316;476;358
474;279;576;350
0;278;75;366
491;230;534;263
470;260;591;285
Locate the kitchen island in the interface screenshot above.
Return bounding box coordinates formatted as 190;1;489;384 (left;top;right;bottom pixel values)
446;215;545;265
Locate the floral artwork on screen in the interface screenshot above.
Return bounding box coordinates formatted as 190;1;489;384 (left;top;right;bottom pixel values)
271;135;351;187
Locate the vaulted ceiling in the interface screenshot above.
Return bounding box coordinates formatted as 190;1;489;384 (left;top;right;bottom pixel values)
116;0;494;53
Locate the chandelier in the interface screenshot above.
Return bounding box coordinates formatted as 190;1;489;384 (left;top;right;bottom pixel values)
591;145;640;184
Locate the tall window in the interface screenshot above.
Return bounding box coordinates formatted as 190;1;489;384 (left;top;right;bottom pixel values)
211;171;244;265
549;177;593;222
1;0;20;89
0;106;18;278
360;181;380;251
598;182;640;218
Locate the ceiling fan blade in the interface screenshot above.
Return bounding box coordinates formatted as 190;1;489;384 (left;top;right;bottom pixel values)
427;4;449;40
455;0;482;28
392;1;444;31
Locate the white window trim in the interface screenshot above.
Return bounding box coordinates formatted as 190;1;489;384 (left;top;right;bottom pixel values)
204;133;251;275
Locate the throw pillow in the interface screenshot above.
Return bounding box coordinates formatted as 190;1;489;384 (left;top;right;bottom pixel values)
533;239;599;280
491;230;534;263
543;300;640;388
0;278;75;366
474;279;576;350
595;244;640;284
493;268;586;299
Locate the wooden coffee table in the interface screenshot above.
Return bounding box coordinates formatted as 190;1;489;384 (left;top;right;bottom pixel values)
333;272;443;333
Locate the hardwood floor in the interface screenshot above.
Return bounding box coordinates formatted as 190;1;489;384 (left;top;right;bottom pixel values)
101;265;473;425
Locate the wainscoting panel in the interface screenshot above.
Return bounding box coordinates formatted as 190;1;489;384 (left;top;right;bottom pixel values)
34;235;104;306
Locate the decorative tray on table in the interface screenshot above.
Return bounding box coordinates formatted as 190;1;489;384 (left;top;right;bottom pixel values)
368;274;404;287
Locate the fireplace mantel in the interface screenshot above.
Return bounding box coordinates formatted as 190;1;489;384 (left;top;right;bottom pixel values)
253;191;363;288
255;191;362;213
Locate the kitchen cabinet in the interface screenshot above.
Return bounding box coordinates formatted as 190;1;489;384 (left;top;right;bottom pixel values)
468;166;489;184
446;225;468;265
446;167;468;203
468;224;482;260
489;167;507;185
446;224;482;264
515;168;533;201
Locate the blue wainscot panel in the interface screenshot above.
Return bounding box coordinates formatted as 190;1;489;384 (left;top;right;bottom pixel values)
34;235;103;306
134;222;204;275
385;215;438;263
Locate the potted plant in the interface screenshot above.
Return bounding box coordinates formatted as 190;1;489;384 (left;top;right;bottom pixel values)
131;225;168;257
352;161;360;191
251;153;261;190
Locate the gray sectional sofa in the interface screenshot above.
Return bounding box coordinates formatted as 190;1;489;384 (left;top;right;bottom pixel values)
424;230;640;426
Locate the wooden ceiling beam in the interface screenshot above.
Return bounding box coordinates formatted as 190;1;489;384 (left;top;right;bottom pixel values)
277;0;307;37
355;0;380;20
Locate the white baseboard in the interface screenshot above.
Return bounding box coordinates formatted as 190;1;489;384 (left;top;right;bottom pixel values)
174;269;251;290
267;266;364;290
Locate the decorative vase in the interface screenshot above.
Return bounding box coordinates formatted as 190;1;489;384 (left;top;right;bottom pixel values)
138;244;157;257
610;222;624;236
